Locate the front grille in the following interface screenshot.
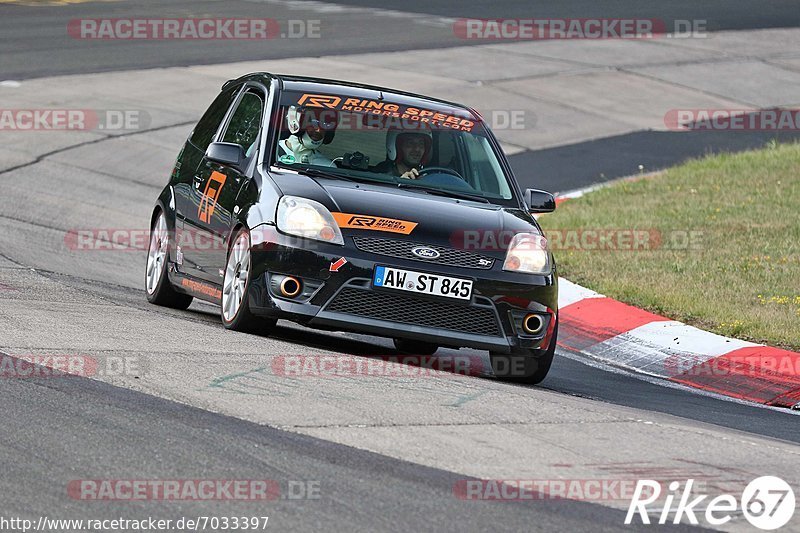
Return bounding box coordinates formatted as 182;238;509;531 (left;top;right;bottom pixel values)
325;286;501;337
352;236;495;270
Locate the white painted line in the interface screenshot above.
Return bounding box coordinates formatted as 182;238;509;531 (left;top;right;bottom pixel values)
555;170;665;199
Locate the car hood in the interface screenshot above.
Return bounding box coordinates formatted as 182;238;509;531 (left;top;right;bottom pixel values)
269;171;539;256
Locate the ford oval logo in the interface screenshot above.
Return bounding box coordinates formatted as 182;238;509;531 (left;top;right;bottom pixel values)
411;246;440;259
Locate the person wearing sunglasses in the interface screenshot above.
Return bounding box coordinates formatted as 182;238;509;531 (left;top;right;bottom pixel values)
278;105;339;166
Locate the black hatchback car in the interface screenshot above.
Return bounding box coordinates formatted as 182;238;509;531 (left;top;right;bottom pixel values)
146;73;559;383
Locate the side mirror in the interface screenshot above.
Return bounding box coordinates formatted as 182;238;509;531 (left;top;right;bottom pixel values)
524;188;556;213
206;142;246;171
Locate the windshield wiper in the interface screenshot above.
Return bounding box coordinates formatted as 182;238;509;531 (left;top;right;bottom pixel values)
292;166;400;187
294;166;359;183
397;182;490;203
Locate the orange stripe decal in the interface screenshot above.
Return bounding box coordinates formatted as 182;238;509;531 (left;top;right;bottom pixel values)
198;171;227;224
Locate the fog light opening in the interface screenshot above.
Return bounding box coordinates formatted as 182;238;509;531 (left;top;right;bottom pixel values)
279;276;302;298
522;314;545;335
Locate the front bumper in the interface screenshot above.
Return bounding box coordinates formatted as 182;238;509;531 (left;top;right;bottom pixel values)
247;226;558;355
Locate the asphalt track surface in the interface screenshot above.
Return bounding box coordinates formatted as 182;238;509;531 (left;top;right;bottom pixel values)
2;356;680;532
2;0;800;81
1;1;799;532
512;129;800;193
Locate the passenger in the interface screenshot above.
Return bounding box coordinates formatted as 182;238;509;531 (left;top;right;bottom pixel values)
278;106;338;166
372;127;432;179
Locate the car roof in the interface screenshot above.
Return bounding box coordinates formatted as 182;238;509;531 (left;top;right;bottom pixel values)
223;72;480;120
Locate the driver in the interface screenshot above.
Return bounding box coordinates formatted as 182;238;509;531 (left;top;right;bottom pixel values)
373;127;432;179
278;106;338;166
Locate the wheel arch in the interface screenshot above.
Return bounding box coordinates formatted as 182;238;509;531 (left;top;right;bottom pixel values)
227;222;249;256
153;185;176;220
150;186;179;271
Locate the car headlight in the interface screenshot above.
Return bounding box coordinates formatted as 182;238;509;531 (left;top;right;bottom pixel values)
502;233;551;274
276;196;344;245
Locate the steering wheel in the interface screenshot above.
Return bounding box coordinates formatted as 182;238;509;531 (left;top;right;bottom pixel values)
418;166;464;180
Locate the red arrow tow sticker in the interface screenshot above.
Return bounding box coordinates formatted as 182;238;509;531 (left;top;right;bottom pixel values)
329;257;348;272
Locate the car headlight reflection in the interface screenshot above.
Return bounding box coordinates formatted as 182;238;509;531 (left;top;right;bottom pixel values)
502;233;551;274
277;196;343;245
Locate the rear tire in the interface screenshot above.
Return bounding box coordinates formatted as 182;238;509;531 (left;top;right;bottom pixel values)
393;338;438;355
145;211;193;310
490;322;558;385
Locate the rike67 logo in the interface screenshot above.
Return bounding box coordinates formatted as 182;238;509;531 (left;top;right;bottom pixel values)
626;476;795;530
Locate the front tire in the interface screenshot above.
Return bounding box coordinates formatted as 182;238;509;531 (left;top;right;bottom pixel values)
145;211;193;310
221;228;267;332
490;322;558;385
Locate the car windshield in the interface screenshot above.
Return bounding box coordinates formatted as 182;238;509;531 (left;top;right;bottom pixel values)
272;91;516;204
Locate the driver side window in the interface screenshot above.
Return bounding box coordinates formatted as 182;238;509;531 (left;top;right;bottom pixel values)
221;90;265;158
189;85;240;152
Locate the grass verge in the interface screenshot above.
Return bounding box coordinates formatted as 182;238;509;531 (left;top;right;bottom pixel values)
542;141;800;350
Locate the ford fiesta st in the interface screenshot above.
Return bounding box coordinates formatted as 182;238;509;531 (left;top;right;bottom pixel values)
145;73;559;383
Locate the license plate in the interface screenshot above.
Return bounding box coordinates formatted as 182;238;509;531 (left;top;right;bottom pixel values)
373;266;473;300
